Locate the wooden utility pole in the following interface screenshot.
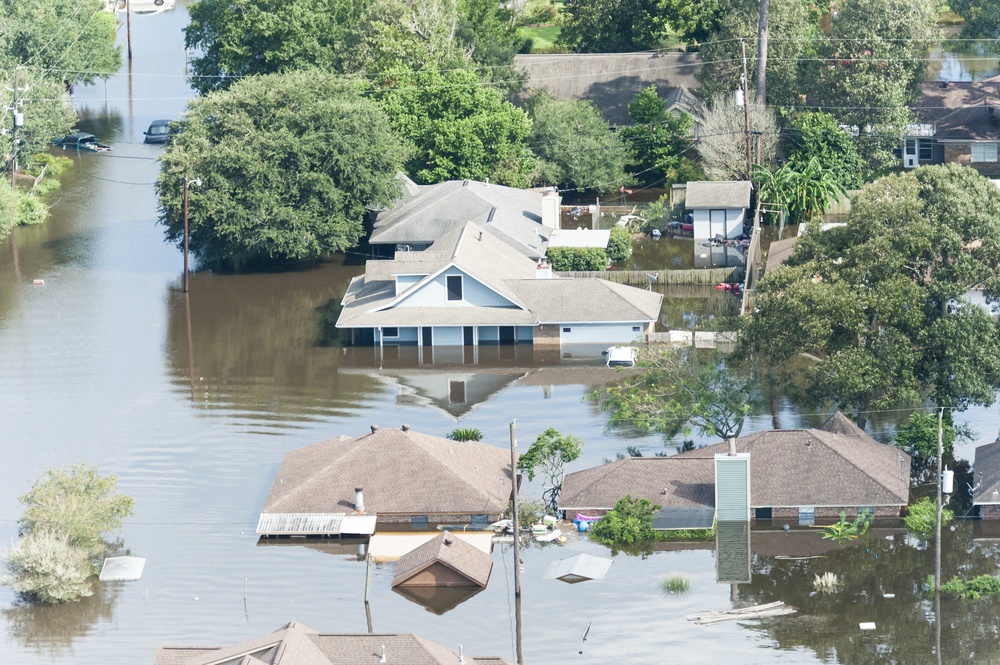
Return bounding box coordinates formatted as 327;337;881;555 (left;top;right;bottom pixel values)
10;65;20;191
934;407;943;593
509;421;521;599
126;0;133;60
183;176;191;293
756;0;770;103
740;40;753;177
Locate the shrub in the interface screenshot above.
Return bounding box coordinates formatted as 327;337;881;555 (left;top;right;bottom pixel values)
1;530;95;605
819;510;871;544
941;574;1000;600
447;427;483;441
904;496;953;535
813;572;841;593
517;498;546;526
591;496;658;545
660;574;689;594
16;192;48;226
606;226;632;263
546;246;607;271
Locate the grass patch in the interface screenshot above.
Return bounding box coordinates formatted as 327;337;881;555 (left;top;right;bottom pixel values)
941;574;1000;599
661;574;690;594
518;25;563;52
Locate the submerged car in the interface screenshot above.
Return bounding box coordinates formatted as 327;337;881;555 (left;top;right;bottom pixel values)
143;119;173;144
604;346;637;368
53;132;111;152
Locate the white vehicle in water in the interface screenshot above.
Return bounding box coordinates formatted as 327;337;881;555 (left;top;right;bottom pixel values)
604;346;637;368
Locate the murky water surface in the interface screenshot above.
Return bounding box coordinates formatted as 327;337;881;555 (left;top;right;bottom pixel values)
1;10;1000;664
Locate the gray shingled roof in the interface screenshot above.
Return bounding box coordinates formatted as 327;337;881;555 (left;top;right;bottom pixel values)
973;438;1000;505
259;427;514;519
154;621;514;665
561;412;910;511
392;532;493;588
370;179;549;259
685;181;752;209
338;222;662;329
515;52;702;125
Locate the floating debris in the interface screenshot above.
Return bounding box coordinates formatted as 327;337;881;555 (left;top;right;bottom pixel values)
687;601;796;625
860;622;876;631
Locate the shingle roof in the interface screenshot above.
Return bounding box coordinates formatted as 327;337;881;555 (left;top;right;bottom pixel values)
509;278;663;323
154;622;515;665
514;52;703;125
561;412;911;511
912;79;1000;140
973;438;1000;505
370;179;549;259
260;427;515;518
685;181;752;209
392;532;493;588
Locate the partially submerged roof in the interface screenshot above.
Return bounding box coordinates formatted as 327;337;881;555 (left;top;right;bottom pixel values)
153;621;515;665
259;426;515;522
392;532;493;588
369;532;494;562
685;181;752;209
543;553;613;583
99;556;146;582
560;457;715;512
973;438;1000;505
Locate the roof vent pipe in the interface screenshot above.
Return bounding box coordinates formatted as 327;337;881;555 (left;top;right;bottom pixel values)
371;424;379;434
459;645;465;664
380;645;386;663
355;487;365;513
402;424;410;433
727;437;736;456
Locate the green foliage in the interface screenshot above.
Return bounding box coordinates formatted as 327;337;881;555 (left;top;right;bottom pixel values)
557;0;670;52
374;68;536;187
529;94;630;191
591;496;658;544
619;86;702;188
1;530;95;605
606;226;632;263
0;71;78;168
785;112;866;190
660;574;690;594
23;154;73;178
895;412;955;463
941;574;1000;599
662;0;722;42
904;496;953;535
595;348;759;441
0;185;16;240
546;246;608;271
819;511;871;544
753;158;846;225
517;428;583;511
517;498;546;526
15;192;47;226
657;526;715;541
447;427;484;441
742;165;1000;426
157;71;407;271
949;0;1000;37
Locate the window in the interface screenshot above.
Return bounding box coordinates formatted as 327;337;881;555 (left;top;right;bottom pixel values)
446;275;463;301
971;142;998;163
919;141;933;161
857;506;874;519
632;326;641;332
754;507;772;520
562;327;572;333
449;380;466;404
382;327;398;338
904;139;916;155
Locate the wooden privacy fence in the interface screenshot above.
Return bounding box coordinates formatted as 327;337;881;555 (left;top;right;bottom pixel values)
556;266;744;286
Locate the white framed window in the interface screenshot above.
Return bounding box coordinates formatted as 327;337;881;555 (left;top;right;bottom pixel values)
382;327;399;338
971;142;998;163
446;275;463;301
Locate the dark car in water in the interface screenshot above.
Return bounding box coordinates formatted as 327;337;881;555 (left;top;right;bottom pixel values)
143;119;173;144
53;132;111;152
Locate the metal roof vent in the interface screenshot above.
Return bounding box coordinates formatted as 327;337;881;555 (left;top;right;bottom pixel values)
370;424;379;434
379;645;386;663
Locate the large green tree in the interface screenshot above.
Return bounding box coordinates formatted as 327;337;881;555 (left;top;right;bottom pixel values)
619;86;702;188
742;164;1000;427
517;428;583;512
949;0;1000;38
375;68;536;187
785;111;867;190
156;71;408;271
557;0;669;53
529;94;629;191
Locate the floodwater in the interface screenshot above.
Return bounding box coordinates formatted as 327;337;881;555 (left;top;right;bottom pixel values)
2;9;1000;665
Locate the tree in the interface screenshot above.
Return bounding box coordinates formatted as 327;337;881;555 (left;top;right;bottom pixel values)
606;226;632;263
517;428;583;511
785;112;867;190
662;0;723;42
1;531;95;605
894;411;956;465
184;0;360;94
806;0;938;167
753;158;846;225
156;71;407;271
696;95;779;180
375;68;536;187
949;0;1000;38
619;86;702;188
529;94;630;192
590;496;658;544
742;165;1000;427
595;348;760;441
557;0;670;53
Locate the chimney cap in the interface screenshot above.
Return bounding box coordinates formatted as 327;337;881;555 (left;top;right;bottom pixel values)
355;487;364;492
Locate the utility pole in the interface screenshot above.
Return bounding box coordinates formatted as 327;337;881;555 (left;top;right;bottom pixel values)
509;421;521;599
182;175;200;293
934;407;943;593
740;40;753;178
10;65;22;191
756;0;770;104
126;0;133;61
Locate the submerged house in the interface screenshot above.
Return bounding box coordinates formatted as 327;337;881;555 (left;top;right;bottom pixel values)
337;222;662;349
257;425;515;535
560;412;911;524
684;181;752;240
153;621;514;665
392;532;493;589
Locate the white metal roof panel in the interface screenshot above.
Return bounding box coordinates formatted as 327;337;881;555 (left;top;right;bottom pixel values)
99;556;146;581
544;553;613;583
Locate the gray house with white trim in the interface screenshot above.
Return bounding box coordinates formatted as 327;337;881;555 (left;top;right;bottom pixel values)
337;222;662;349
685;181;751;240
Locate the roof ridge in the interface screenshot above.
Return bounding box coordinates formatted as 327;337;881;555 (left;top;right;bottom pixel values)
810;430;907;501
410;436;514;511
264;439;358;514
452;223;471;259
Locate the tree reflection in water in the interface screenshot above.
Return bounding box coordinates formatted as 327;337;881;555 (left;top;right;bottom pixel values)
3;582;122;656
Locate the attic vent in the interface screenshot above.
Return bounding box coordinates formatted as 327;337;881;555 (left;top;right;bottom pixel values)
443;536;454;546
371;425;379;434
402;424;410;432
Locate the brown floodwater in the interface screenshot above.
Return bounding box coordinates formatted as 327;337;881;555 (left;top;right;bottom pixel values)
2;7;1000;664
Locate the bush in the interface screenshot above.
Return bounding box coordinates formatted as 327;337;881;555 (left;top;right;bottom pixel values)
660;574;689;594
517;498;546;526
546;246;607;271
16;192;48;226
447;427;483;441
591;496;658;545
606;226;632;263
904;496;953;535
941;574;1000;600
1;530;95;605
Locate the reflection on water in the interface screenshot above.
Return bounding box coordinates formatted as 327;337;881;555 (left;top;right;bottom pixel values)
927;41;1000;82
2;583;122;656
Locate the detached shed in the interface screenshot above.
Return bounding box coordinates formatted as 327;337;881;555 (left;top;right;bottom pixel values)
684;181;751;240
392;532;493;589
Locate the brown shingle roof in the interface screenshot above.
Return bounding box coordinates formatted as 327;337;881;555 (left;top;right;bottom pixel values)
912;80;1000;140
154;622;515;665
392;532;493;588
260;428;515;518
973;438;1000;505
560;457;715;511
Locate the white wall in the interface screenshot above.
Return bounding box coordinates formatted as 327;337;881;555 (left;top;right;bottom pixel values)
433;326;463;346
691;208;745;239
376;326;419;344
559;322;645;345
394;274;425;296
395;266;515;308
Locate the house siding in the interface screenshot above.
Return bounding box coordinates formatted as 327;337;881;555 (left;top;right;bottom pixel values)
982;504;1000;520
396;266;517;308
560;322;645;345
756;506;902;520
944;143;1000;176
535;324;561;348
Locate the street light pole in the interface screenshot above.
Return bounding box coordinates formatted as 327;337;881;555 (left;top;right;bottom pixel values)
182;175;200;293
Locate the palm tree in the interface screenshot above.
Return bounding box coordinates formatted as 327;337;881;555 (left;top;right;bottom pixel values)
754;157;846;225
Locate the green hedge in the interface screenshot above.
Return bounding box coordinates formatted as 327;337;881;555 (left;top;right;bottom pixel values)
547;246;607;271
